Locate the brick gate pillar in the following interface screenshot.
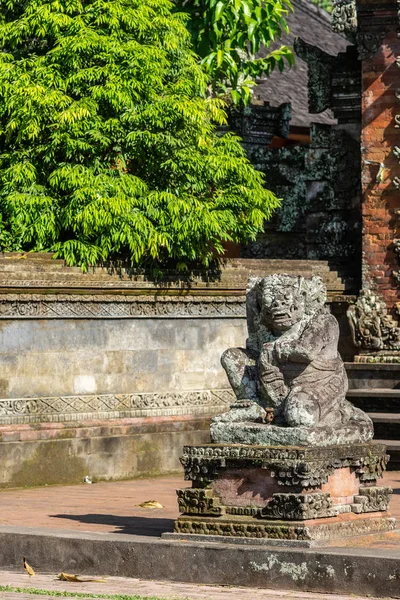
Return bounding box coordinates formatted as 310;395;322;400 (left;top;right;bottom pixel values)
334;0;400;359
359;0;400;307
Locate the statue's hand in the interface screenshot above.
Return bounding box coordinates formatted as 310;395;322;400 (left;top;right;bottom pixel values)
276;340;315;364
260;341;276;366
258;353;288;408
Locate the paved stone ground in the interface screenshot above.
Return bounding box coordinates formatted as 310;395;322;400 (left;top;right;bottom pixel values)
0;571;389;600
0;472;399;545
0;473;399;598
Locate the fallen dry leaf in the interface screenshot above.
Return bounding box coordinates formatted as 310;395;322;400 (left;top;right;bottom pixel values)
57;572;106;583
137;500;164;509
23;557;35;577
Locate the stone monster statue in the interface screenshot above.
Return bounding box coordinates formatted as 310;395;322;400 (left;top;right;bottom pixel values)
211;274;373;446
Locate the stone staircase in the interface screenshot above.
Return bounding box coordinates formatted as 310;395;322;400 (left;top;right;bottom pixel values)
0;253;346;294
346;364;400;469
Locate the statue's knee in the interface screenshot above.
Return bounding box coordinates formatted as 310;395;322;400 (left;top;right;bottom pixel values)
221;347;248;371
284;391;319;427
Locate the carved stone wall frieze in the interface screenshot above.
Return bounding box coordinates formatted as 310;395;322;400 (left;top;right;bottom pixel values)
0;389;234;424
0;295;246;319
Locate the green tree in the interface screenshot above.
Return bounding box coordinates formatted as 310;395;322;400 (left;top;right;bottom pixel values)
175;0;295;104
0;0;279;271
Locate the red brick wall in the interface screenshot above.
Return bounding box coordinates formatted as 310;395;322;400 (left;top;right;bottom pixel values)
361;30;400;309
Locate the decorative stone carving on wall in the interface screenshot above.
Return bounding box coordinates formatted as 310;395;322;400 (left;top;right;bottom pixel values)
0;294;246;319
332;0;357;42
294;39;334;114
0;389;234;425
228;102;292;146
210;275;373;446
347;290;400;353
294;40;361;123
242;124;361;278
355;31;387;60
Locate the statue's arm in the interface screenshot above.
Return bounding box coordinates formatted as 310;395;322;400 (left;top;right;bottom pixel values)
280;313;339;364
258;344;288;409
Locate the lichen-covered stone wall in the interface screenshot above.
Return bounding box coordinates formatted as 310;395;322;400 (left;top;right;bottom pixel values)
242;123;362;291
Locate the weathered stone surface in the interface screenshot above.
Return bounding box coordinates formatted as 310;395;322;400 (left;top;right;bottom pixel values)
0;415;212;488
180;443;389;488
177;489;222;516
242;124;362;285
260;492;337;520
351;486;393;514
211;274;373;445
174;441;393;542
173;513;396;542
347;290;400;355
210;422;374;447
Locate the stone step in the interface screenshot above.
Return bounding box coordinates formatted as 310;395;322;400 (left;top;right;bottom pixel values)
0;254;345;293
0;271;345;291
347;388;400;412
0;252;59;261
373;439;400;469
346;363;400;390
0;264;338;279
368;412;400;423
348;389;400;398
367;413;400;451
0;254;332;267
0;255;334;275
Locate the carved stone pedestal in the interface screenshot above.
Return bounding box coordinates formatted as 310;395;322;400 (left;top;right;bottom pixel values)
169;443;395;547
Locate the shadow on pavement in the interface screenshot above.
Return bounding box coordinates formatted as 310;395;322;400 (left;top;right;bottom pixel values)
50;513;175;536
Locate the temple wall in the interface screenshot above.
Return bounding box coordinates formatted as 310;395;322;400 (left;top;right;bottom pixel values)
0;317;242;422
0;255;351;486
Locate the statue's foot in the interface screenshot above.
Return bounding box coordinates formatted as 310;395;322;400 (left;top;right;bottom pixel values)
212;401;267;424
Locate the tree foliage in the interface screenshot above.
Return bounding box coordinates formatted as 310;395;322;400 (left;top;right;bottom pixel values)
175;0;295;104
0;0;279;271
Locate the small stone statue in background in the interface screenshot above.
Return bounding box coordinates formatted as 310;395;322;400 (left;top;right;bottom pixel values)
211;274;373;445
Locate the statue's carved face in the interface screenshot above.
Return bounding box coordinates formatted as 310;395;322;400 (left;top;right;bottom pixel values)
260;284;305;333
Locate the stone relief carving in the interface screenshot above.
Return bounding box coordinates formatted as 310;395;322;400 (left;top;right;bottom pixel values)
294;41;361;124
176;489;222;516
347;290;400;352
332;0;357;42
351;486;392;514
210;275;373;446
0;389;233;424
260;493;337;520
294;39;333;114
180;444;389;488
0;295;246;319
356;31;388;61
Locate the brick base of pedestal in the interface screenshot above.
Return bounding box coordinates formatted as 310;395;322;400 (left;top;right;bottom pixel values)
171;443;395;545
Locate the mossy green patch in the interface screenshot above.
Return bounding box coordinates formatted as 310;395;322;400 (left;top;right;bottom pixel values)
7;441;87;488
0;585;181;599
